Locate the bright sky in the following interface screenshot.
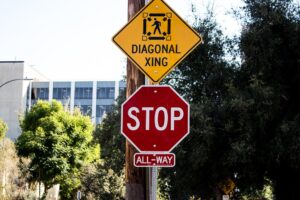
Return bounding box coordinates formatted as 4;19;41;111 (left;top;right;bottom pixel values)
0;0;243;81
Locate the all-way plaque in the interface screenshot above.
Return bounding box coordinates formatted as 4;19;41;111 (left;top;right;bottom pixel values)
134;153;175;167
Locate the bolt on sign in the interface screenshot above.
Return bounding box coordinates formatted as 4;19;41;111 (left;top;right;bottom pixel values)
113;0;202;83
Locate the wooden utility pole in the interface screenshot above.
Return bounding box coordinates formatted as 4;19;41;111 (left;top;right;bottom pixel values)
125;0;146;199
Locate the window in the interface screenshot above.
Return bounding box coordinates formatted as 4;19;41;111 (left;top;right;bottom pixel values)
97;87;115;99
75;104;92;116
26;86;31;107
75;87;93;99
96;105;113;118
53;88;70;100
119;87;126;97
32;88;49;100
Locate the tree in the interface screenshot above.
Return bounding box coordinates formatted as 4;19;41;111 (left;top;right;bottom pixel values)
236;0;300;199
159;1;300;199
16;100;99;199
81;90;126;199
0;118;7;140
80;162;125;200
159;13;237;199
0;138;20;199
94;90;126;175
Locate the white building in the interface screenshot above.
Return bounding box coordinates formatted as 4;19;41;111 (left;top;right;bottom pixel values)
0;61;125;139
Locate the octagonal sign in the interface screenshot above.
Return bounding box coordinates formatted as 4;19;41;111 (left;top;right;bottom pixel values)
113;0;202;83
121;85;190;152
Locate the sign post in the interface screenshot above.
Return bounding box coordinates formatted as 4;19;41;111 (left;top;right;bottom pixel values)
114;0;202;199
144;1;155;198
124;0;146;199
122;85;189;200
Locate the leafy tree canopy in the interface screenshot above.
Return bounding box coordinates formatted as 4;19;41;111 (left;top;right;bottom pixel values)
0;118;8;140
236;0;300;199
94;90;126;175
159;14;236;199
81;90;126;199
16;100;99;199
160;0;300;199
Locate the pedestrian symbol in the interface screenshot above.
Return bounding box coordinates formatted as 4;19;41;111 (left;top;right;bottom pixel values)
142;12;172;41
152;18;161;34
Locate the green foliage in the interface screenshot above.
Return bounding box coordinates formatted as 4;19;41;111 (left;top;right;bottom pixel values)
219;77;276;194
83;90;126;199
16;100;99;199
160;1;300;199
160;15;235;199
0;118;8;140
0;138;20;199
163;15;235;104
94;91;126;175
236;0;300;199
0;138;36;200
80;162;125;200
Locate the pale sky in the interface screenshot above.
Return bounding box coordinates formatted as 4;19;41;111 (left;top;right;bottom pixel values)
0;0;243;81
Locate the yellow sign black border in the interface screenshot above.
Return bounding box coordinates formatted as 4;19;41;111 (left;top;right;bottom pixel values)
113;0;202;83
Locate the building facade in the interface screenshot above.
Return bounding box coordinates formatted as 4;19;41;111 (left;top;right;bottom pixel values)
0;61;50;139
28;80;125;124
0;61;125;139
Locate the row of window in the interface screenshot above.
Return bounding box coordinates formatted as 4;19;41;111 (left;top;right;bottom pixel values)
29;100;113;118
30;86;119;120
97;87;115;99
74;104;113;117
32;87;117;100
96;105;113;117
53;88;70;99
75;105;92;116
33;88;49;100
75;88;93;99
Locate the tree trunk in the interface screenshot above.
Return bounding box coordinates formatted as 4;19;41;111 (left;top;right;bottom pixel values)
125;0;146;199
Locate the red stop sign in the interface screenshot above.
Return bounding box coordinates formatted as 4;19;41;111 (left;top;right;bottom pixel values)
121;85;190;152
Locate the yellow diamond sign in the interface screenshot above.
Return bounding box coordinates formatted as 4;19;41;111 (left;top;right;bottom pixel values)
113;0;202;83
